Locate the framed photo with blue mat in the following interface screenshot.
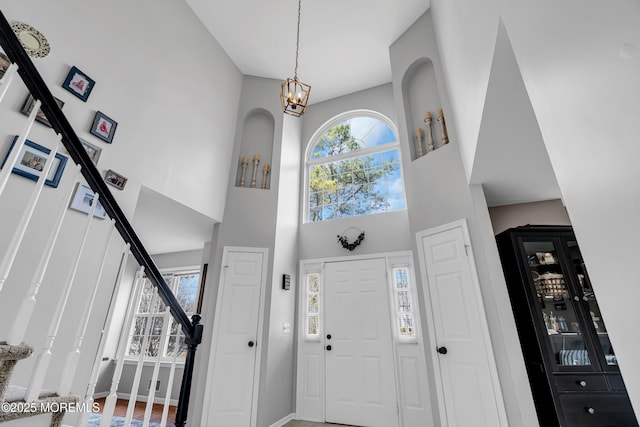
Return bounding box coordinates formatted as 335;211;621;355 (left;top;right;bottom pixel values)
1;136;67;187
62;65;95;102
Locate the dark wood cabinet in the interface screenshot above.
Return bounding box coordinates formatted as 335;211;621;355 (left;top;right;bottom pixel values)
496;226;637;427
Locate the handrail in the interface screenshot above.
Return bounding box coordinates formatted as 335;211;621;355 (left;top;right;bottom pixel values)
0;11;201;344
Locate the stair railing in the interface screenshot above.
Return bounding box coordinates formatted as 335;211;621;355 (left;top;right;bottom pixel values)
0;10;202;427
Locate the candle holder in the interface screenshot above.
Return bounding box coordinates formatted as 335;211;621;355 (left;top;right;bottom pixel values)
250;155;260;188
415;128;424;158
437;109;449;145
261;164;270;189
239;156;249;187
424;112;435;152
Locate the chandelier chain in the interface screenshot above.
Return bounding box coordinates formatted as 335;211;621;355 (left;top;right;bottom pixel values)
294;0;302;80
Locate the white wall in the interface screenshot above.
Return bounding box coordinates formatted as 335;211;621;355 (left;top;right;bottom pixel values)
0;0;241;422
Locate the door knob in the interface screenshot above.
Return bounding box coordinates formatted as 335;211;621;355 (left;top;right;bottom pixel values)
326;345;332;351
326;334;332;340
248;341;255;347
437;346;448;355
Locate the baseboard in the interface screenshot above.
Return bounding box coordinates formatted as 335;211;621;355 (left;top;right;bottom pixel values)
110;392;179;406
268;413;295;427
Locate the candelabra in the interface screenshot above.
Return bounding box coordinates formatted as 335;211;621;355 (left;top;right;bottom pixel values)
415;128;424;158
424;111;435;152
261;164;270;189
250;154;260;188
239;156;249;187
437;109;449;145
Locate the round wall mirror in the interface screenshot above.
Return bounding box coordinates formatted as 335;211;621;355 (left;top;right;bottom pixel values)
11;22;50;58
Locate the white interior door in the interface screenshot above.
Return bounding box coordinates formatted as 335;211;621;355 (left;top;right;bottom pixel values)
207;248;266;427
324;258;399;427
418;222;507;427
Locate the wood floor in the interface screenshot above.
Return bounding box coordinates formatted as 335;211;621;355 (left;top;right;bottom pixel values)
283;421;358;427
93;397;176;426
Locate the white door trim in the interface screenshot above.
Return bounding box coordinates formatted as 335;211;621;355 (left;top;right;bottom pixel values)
202;246;269;427
416;219;508;427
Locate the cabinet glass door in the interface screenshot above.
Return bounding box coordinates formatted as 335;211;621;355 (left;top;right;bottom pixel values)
522;240;592;368
566;240;618;366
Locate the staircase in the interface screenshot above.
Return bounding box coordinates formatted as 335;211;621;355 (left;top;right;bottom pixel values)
0;8;203;427
0;342;78;426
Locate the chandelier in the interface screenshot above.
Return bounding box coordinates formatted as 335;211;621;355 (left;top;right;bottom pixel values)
280;0;311;117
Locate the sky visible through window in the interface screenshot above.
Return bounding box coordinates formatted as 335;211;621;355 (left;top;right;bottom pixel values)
308;115;405;222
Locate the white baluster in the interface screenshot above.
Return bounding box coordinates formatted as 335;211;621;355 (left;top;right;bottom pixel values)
6;166;81;345
0;99;41;198
100;266;146;427
58;220;116;395
160;328;182;427
125;287;159;426
76;243;130;427
0;137;61;293
25;191;99;402
0;63;18;103
143;305;172;427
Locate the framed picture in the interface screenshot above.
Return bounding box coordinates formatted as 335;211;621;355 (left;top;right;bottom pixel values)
90;111;117;143
79;138;102;164
62;66;95;102
0;136;67;188
69;183;107;219
20;94;65;128
104;169;127;190
0;52;11;79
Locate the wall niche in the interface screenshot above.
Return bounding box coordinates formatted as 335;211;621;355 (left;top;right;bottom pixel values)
402;58;449;160
236;108;275;190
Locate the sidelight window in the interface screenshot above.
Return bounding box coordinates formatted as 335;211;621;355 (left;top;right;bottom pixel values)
392;266;416;338
306;272;321;337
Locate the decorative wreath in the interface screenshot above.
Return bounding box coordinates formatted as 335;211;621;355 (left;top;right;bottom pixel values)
337;229;365;251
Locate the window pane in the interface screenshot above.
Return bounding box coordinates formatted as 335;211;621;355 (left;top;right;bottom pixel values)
399;315;415;337
176;273;200;313
308;116;405;223
397;291;412;312
128;336;143;356
395;269;409;288
308;274;319;292
308;294;319;314
308;315;319;335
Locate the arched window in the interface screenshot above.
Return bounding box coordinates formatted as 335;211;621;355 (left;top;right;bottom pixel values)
306;112;406;222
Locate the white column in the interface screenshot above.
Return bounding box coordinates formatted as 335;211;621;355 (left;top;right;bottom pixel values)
0;98;40;198
6;166;81;345
58;220;116;396
75;243;130;427
24;191;99;402
0;138;61;292
100;266;146;427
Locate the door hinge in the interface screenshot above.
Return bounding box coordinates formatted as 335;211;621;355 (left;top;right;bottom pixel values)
464;245;470;256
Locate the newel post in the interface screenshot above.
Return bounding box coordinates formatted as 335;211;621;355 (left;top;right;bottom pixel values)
175;314;203;427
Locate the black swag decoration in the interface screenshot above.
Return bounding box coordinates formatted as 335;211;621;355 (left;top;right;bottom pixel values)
337;231;365;251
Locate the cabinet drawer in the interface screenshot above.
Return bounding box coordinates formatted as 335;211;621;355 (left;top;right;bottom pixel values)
559;393;637;426
555;374;607;392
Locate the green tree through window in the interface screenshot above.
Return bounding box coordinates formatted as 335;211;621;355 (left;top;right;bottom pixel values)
308;115;405;222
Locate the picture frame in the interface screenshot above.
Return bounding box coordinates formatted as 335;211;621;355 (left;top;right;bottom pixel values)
90;111;117;143
69;183;107;219
0;52;11;79
79;138;102;164
20;94;65;128
0;136;67;188
104;169;127;190
62;65;95;102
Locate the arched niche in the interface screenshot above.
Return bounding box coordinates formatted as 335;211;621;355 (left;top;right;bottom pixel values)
236;108;275;189
401;58;445;160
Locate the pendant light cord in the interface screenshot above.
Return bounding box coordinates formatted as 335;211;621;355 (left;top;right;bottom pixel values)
294;0;302;81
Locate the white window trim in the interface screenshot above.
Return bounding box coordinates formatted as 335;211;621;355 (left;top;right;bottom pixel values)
303;109;407;224
124;266;201;362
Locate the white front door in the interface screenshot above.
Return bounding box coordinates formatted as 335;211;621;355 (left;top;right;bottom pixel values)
324;258;399;427
206;248;266;427
418;222;507;427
